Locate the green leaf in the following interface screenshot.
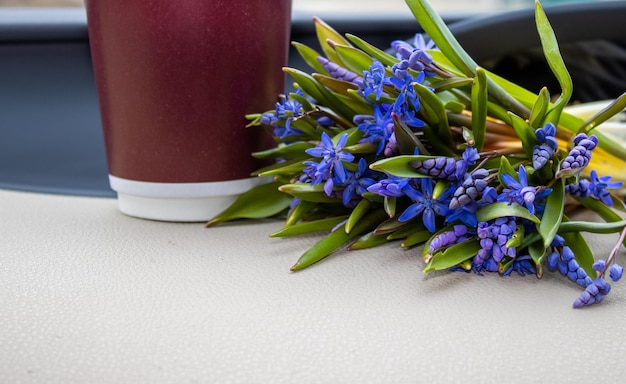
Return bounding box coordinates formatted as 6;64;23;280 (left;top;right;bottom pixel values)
578;92;626;134
313;17;353;66
370;155;437;178
508;113;537;159
284;200;316;227
392;112;430;155
529;87;550;128
253;158;305;177
429;77;474;93
292;42;329;75
404;0;475;76
284;67;357;119
349;231;390;250
334;45;375;75
558;218;626;234
345;199;372;233
528;239;546;278
424;239;481;272
386;222;426;240
413;83;454;155
471;68;488;151
278;183;343;204
253;142;315;160
575;196;624;223
405;0;529;118
535;1;572;125
257;160;306;178
284;67;332;106
374;215;411;235
290;209;388;271
539;178;564;247
401;229;432;249
345;33;399;67
497;156;517;187
270;216;348;237
476;202;541;224
312;73;360;98
206;181;292;227
384;197;396;218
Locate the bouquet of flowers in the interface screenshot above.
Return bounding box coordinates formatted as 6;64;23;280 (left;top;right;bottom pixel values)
207;0;626;308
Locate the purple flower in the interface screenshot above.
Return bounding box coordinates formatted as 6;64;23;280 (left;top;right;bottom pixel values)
398;178;452;232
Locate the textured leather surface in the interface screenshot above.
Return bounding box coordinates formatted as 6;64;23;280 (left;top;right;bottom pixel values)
1;189;624;383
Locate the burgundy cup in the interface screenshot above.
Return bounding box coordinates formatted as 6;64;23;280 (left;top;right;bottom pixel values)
85;0;291;221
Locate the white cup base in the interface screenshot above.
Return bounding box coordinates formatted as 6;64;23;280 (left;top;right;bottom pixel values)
109;175;268;222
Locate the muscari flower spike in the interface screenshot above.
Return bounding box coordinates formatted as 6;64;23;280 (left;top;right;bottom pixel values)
532;122;559;170
557;133;598;178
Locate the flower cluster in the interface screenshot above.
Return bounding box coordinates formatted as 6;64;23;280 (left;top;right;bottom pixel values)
208;0;626;308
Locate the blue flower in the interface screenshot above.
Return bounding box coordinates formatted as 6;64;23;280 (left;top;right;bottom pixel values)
391;95;425;128
354;104;395;155
360;60;390;101
565;179;592;198
589;170;622;206
446;200;479;228
502;254;536;276
341;158;378;206
499;165;550;215
263;90;306;139
398;178;451;232
304;132;355;196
